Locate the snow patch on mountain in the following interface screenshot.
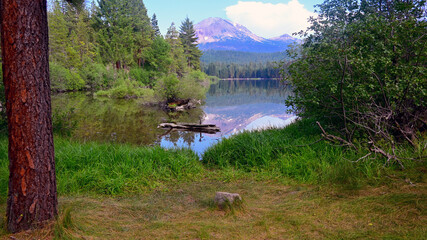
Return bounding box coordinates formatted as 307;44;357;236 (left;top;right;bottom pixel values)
195;17;299;53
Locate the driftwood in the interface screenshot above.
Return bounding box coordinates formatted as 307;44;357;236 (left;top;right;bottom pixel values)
158;123;220;134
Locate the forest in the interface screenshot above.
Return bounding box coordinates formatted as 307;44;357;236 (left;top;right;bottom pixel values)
202;61;281;79
200;50;286;78
45;0;210;101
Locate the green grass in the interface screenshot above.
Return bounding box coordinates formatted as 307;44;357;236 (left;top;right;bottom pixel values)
0;120;426;239
202;119;426;189
0;137;204;200
0;119;425;201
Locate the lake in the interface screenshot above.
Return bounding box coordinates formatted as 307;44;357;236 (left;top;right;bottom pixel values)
52;79;294;155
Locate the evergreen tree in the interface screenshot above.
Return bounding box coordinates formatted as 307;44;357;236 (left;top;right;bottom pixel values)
94;0;152;68
145;37;172;75
1;0;57;232
64;0;85;10
151;13;161;37
48;0;97;91
166;22;186;76
179;17;202;70
49;1;70;65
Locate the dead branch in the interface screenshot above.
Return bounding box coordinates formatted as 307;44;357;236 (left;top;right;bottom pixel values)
351;152;372;163
369;142;405;169
316;121;358;150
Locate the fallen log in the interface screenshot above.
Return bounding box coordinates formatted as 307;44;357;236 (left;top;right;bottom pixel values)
158;123;220;134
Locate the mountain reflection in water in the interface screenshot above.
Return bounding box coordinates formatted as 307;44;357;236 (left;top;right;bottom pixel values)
51;79;294;155
161;79;294;154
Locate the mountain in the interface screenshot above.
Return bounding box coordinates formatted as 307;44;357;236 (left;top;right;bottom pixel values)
195;17;299;53
269;34;296;42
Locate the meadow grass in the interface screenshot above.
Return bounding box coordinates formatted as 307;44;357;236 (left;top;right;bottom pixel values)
1;180;425;239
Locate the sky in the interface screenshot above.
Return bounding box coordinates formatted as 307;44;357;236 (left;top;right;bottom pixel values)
143;0;323;38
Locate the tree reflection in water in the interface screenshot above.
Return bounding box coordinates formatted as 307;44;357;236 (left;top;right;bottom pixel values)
52;80;294;155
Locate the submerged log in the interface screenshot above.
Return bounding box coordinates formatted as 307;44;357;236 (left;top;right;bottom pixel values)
158;123;220;134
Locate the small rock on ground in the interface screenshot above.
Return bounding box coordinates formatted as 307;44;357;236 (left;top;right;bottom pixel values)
214;192;242;207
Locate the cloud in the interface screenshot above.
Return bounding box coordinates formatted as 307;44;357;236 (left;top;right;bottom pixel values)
225;0;316;38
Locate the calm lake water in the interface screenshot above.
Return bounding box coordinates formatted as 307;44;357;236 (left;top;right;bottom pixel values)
52;79;294;155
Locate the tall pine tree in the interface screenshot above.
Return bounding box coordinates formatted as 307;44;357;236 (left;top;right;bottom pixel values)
179;17;202;70
151;13;161;37
94;0;151;68
49;0;97;69
166;22;186;76
1;0;57;232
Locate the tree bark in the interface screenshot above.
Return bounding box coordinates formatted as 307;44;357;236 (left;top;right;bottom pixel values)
0;0;57;233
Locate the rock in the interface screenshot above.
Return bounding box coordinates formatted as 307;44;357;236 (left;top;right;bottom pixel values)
214;192;242;207
175;105;185;112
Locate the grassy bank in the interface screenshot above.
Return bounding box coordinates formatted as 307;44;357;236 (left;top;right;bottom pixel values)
0;119;425;199
203;119;426;189
0;137;204;202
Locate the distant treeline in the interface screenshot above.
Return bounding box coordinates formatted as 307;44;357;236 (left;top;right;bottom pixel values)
201;50;288;64
200;50;288;79
202;62;282;79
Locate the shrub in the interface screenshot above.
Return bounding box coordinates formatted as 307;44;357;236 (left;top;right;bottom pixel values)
79;63;115;90
177;71;210;100
154;74;179;102
50;62;85;91
284;0;426;164
129;68;151;86
95;78;154;100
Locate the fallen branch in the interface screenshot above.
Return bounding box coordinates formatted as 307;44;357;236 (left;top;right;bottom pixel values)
316;121;358;150
351;153;372;163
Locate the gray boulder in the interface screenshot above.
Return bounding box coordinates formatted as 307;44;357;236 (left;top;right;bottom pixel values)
214;192;242;207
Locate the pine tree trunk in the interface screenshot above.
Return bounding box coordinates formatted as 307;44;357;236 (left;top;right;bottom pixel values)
0;0;57;233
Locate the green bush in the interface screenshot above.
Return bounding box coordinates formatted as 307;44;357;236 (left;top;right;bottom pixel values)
154;74;179;102
95;78;154;100
79;63;115;90
177;71;210;100
187;70;207;83
50;62;85;91
129;68;151;86
154;71;210;102
284;0;426;160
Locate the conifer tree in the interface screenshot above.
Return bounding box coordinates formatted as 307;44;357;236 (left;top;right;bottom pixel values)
49;0;97;68
1;0;57;232
48;1;70;65
151;13;161;37
94;0;152;68
179;17;202;70
166;22;186;76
